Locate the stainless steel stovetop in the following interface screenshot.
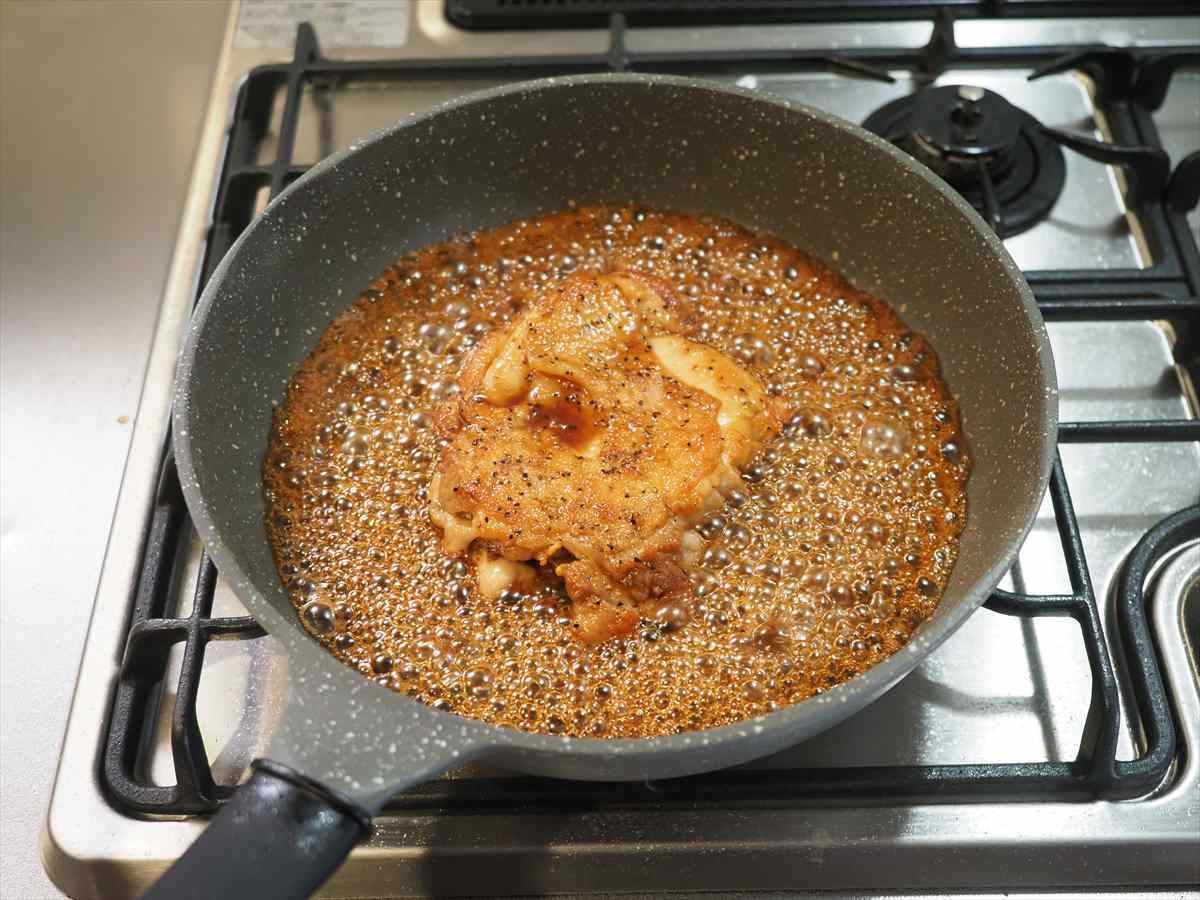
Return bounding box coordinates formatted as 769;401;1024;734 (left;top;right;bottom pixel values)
43;4;1200;898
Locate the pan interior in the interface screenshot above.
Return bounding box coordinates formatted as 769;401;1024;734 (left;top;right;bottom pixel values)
174;75;1055;771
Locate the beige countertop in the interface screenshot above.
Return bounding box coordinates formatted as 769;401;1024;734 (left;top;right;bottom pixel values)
0;2;229;897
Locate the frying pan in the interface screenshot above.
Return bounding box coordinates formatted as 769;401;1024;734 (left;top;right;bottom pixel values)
145;74;1057;900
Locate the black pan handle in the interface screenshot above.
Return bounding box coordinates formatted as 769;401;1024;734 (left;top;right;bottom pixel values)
140;759;373;900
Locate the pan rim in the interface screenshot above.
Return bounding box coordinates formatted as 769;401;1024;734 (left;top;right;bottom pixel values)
172;72;1058;767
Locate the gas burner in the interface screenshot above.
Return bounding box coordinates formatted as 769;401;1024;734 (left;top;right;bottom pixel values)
863;85;1066;238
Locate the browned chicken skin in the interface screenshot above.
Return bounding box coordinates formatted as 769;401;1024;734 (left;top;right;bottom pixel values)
429;271;788;643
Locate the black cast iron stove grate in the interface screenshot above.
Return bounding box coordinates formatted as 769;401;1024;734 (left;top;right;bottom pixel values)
103;14;1200;817
444;0;1200;30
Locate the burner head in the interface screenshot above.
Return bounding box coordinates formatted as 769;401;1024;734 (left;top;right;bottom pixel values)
910;85;1022;164
863;85;1066;238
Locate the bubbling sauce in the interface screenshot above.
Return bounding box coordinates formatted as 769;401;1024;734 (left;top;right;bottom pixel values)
263;205;970;738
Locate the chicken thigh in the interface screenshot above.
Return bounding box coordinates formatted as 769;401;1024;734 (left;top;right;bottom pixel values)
429;271;788;643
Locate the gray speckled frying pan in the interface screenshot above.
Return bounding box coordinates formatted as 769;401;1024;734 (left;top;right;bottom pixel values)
145;74;1057;900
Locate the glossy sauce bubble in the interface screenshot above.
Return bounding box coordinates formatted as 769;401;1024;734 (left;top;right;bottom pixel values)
860;415;911;460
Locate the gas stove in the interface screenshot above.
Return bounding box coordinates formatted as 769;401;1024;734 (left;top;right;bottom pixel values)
43;3;1200;898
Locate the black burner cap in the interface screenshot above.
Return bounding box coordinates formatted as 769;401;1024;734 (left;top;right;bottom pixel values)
862;85;1067;239
909;85;1023;161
